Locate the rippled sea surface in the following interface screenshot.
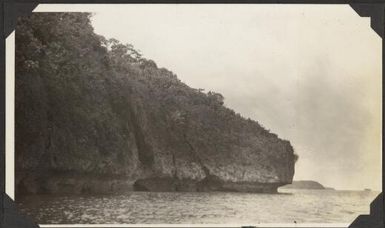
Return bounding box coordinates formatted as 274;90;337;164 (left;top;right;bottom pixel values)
17;189;378;224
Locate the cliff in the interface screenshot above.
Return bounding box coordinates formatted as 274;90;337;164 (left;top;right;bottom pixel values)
15;13;296;196
280;181;325;189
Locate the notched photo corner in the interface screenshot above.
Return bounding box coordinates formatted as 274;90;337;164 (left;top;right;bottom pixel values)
3;3;384;228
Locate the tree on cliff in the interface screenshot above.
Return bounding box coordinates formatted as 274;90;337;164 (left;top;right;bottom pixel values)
207;91;224;106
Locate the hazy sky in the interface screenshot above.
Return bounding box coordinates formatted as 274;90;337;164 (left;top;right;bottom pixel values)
35;4;382;190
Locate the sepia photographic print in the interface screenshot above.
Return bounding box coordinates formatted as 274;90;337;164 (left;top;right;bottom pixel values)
3;3;383;227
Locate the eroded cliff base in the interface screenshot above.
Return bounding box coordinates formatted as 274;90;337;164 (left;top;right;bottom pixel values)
133;177;282;193
17;174;287;196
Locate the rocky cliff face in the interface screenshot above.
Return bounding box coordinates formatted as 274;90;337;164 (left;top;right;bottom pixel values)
15;13;295;196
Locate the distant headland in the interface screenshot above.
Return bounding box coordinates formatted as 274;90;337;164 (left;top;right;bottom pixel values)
280;180;334;190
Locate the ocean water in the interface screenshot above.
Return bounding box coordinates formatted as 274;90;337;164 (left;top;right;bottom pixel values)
17;189;379;225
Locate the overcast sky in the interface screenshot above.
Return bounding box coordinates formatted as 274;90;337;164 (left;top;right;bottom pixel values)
35;4;382;190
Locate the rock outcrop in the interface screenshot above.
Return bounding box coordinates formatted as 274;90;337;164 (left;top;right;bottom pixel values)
15;13;296;196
